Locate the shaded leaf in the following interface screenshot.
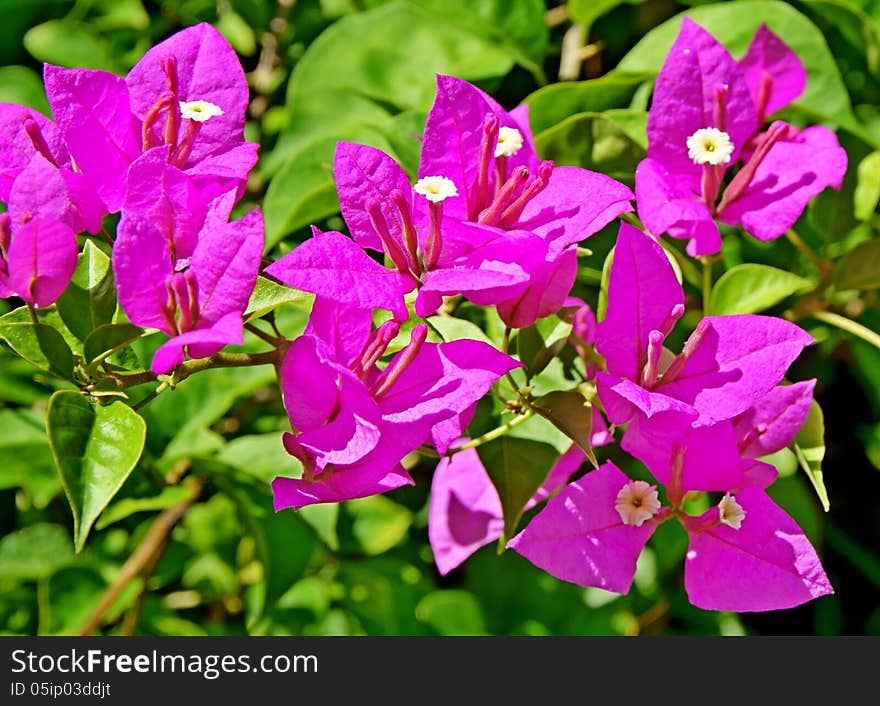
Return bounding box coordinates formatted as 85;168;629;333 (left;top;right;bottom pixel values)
0;524;74;581
477;436;559;542
532;389;598;467
415;590;487;635
347;495;412;556
0;314;74;379
83;323;144;365
56;241;117;343
835;238;880;291
791;398;829;512
854;151;880;221
96;485;195;530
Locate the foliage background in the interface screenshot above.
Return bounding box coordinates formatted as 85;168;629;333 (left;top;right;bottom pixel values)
1;0;879;636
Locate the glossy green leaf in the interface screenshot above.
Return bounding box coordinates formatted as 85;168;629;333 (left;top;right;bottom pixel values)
347;495;413;556
835;238;880;291
618;0;871;145
47;391;147;552
426;315;494;345
525;72;653;135
569;0;644;32
82;323;144;365
477;436;559;542
535;113;645;182
532;389;598;467
0;314;74;380
791;398;829;512
23;20;116;71
56;241;117;343
244;277;311;321
854;151;880;221
0;524;74;581
710;264;813;315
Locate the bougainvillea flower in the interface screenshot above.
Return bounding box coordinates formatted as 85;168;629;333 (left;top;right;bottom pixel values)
0;105;105;234
511;415;832;610
428;445;586;575
272;298;520;510
635;19;846;255
43;23;256;213
732;379;816;458
0;212;78;307
271;75;632;329
595;222;813;426
113;149;263;374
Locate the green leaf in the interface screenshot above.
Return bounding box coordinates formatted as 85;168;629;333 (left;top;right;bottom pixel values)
525;72;653;135
56;241;117;343
569;0;643;33
0;65;50;114
618;0;871;145
298;504;340;551
96;485;195;530
0;524;74;581
82;323;144;365
532;389;598;468
597;246;615;321
854;151;880;221
244;277;310;321
535;113;645;182
791;398;829;512
835;238;880;291
0;313;74;379
416;590;487;635
477;436;559;542
426;315;494;345
347;495;413;556
216;433;297;485
710;264;813;315
23;20;116;71
0;409;62;508
47;391;147;552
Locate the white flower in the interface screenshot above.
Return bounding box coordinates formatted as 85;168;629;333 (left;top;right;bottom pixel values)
414;176;458;203
718;493;746;530
615;481;661;527
686;127;734;166
179;100;224;122
495;127;524;158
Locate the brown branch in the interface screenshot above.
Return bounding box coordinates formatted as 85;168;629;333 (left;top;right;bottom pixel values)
78;478;205;636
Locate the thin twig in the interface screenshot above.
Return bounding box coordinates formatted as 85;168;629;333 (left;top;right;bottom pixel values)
449;409;534;453
78;478;205;636
244;321;280;346
811;310;880;351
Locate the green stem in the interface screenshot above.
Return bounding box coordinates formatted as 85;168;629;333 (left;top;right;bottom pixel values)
700;256;713;315
450;409;534;452
785;228;824;273
37;577;51;636
116;350;280;390
27;303;39;325
244;321;280;346
812;310;880;351
133;381;169;411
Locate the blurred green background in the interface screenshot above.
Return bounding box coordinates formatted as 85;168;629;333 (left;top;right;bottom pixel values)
1;0;879;636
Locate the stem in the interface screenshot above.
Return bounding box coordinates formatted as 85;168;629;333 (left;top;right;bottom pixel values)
244;321;280;346
27;303;39;325
700;256;713;315
811;310;880;351
98;228;114;246
785;228;824;273
116;349;280;390
133;381;169;411
78;478;204;636
36;577;51;636
450;409;534;453
501;326;512;355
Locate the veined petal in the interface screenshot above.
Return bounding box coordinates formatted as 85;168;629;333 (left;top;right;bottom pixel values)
6;217;78;307
684;485;833;611
738;24;807;118
0;103;69;201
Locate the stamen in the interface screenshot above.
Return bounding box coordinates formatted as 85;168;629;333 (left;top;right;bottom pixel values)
474;114;499;218
476;166;529;226
170;119;200;166
497;160;554;228
667;443;686;508
660;319;711;385
738;422;768;454
168;272;195;333
615;481;662;526
141;93;175;151
0;213;10;258
718;493;746;530
640;330;665;388
423;200;444;271
366;199;413;275
658;303;686;338
717;121;793;215
755;70;773;126
22;116;58;167
370;324;428;398
390;189;420;274
352;320;401;378
712;84;728;134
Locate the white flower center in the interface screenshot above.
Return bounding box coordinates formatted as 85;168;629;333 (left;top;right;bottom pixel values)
179;100;224;123
615;481;661;527
686;127;734;166
414;176;458;203
718;493;746;530
495;127;524;158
